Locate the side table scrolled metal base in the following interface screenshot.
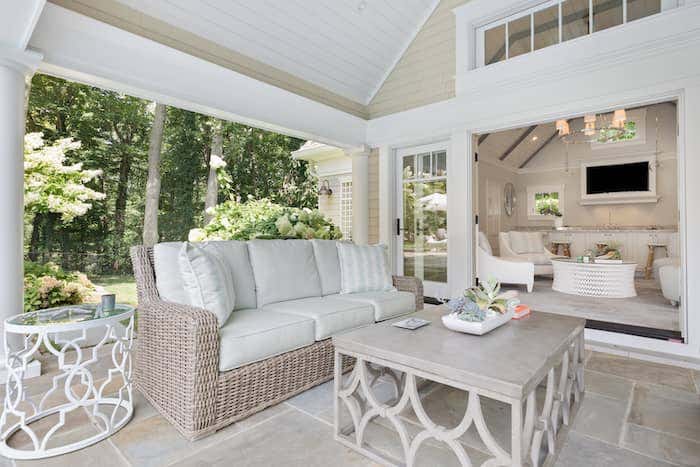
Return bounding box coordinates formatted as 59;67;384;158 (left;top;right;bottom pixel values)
0;304;134;459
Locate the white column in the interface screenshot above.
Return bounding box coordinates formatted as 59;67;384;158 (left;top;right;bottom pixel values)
0;47;42;381
447;129;473;297
348;147;370;244
378;145;395;272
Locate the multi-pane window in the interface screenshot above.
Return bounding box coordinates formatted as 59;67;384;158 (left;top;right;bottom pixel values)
340;181;353;240
479;0;674;67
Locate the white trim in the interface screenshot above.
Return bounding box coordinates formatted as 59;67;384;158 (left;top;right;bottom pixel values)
365;0;440;104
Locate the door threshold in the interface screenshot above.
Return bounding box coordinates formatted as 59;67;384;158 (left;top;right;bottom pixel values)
585;319;683;342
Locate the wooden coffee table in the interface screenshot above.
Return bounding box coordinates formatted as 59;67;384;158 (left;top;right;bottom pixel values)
333;307;585;467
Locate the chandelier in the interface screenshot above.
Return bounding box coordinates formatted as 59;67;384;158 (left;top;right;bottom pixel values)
556;109;632;144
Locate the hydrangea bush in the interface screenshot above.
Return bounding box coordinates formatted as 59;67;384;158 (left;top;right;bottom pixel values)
189;197;343;241
23;261;96;312
24;132;106;222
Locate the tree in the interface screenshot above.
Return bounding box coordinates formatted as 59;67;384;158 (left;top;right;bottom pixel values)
205;119;223;223
143;103;167;246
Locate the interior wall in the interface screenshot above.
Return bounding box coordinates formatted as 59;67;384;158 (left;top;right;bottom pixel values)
478;102;678;231
476;161;517;253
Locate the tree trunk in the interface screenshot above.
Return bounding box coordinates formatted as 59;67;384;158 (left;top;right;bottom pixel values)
143;103;167;246
28;214;42;261
204;120;223;224
113;150;132;271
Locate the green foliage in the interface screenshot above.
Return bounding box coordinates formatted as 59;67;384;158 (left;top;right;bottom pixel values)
24;133;106;222
597;121;637;143
535;192;561;216
464;278;515;315
191;198;342;241
23;261;95;312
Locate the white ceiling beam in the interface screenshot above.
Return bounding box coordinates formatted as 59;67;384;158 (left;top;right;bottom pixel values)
1;0;46;50
29;3;367;148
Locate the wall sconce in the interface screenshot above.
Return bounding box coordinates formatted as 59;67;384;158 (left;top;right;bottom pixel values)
318;179;333;197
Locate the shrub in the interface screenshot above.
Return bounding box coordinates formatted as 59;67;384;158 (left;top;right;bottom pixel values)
189;198;343;241
24;261;95;312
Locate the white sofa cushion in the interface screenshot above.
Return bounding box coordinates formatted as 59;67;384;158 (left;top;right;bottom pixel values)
516;252;551;265
248;239;322;307
204;241;257;310
310;239;342;295
153;242;190;304
178;242;236;327
508;232;531;254
336;243;394;294
218;309;315;372
526;232;545;253
328;291;415;321
263;297;374;340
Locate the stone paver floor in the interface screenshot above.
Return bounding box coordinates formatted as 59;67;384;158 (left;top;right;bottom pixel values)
1;344;699;466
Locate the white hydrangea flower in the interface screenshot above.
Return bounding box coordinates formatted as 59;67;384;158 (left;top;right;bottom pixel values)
210;154;227;169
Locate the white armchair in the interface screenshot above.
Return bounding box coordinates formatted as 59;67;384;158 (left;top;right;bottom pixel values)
658;258;681;306
478;232;534;292
499;231;557;276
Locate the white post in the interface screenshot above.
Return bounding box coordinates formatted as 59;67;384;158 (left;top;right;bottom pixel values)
348;146;370;245
447;129;473;297
378;145;395;272
0;47;42;382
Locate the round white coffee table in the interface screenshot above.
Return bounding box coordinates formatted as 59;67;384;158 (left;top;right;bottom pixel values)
0;304;134;460
552;258;637;298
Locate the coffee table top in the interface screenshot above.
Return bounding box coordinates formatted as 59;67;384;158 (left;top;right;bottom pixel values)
333;307;584;400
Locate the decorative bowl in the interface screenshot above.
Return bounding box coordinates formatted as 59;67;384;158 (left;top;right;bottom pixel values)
441;308;514;335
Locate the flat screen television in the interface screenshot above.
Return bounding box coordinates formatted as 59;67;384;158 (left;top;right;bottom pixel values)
585;161;650;195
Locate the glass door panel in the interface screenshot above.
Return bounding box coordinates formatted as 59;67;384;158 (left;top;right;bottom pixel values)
398;149;448;298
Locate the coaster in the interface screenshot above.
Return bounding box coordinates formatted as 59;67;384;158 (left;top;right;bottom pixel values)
392;317;431;330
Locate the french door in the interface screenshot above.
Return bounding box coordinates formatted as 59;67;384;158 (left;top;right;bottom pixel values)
396;143;448;299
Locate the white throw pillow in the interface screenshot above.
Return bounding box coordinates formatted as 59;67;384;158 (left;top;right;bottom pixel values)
336;243;394;294
527;232;544;253
178;242;236;327
509;232;530;254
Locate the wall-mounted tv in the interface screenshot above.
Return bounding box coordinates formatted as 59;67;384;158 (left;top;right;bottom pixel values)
586;161;650;195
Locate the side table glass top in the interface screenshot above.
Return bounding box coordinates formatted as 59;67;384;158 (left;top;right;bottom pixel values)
6;303;134;331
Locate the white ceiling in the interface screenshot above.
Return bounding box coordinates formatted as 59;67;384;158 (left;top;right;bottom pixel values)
114;0;438;105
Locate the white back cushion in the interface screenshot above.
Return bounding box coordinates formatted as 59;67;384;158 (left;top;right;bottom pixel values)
336;243;394;294
247;239;322;306
179;242;235;327
310;239;342;295
508;232;531;254
526;232;545;253
204;241;257;310
153;242;189;304
478;232;493;255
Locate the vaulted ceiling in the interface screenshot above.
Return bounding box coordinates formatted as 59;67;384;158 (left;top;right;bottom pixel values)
110;0;438;106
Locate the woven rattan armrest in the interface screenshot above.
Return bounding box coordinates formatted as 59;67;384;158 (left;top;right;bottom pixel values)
134;299;220;439
392;275;424;310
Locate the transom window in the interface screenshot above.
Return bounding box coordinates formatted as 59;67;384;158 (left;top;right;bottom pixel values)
477;0;678;67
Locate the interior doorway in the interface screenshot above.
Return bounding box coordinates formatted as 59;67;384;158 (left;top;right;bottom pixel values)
473;100;685;342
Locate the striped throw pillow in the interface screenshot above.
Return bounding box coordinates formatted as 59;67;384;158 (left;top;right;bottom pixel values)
336;243;394;294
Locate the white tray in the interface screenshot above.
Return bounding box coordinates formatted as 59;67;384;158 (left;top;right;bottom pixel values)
441;309;514;335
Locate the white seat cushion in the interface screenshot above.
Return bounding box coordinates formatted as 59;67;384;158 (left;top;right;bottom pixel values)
310;239;342;295
515;253;551;265
248;239;323;307
263;297;374;340
327;291;416;321
218;309;315;372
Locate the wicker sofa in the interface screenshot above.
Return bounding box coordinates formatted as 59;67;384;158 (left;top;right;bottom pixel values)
130;239;423;440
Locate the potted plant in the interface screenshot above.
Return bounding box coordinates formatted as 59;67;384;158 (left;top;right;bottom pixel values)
442;278;519;335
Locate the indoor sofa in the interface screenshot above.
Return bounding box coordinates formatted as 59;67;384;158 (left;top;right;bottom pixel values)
130;239;422;440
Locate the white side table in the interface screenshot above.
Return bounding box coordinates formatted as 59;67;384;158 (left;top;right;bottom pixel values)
0;304;134;459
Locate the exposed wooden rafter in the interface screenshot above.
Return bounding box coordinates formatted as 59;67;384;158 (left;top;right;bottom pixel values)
478;133;489;145
499;125;537;161
519;130;560;169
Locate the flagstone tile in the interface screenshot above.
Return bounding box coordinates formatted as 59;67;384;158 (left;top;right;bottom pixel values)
628;384;700;443
169;409;373;467
623;422;700;467
555;431;675;467
110;403;290;467
584;370;634;401
570;392;627;444
586;352;695;392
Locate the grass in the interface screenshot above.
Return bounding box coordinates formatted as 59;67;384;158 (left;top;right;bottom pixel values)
91;275;138;306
